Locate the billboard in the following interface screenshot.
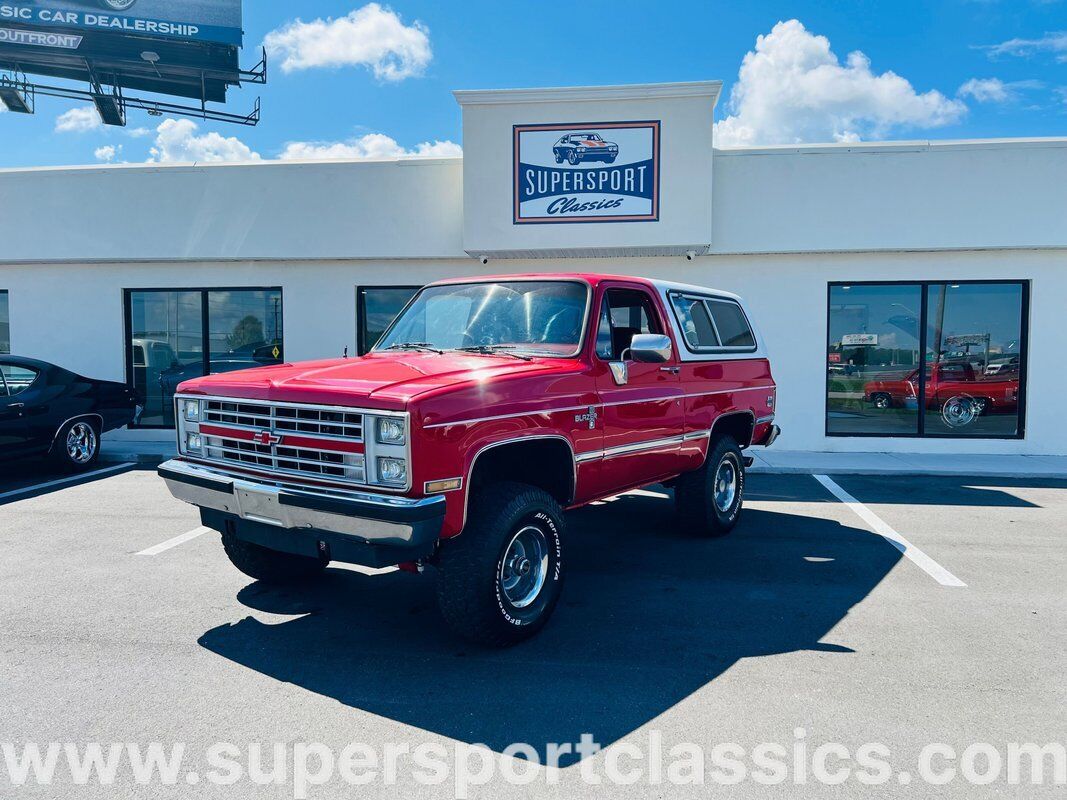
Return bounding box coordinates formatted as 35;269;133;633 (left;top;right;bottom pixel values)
0;1;242;46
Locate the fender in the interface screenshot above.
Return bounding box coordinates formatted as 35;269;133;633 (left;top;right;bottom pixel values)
48;413;104;455
709;409;757;448
459;433;577;530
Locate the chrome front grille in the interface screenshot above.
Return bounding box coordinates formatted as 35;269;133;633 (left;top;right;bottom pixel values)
201;399;366;483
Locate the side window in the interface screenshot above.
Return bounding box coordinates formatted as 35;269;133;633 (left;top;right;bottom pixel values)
707;300;756;349
670;295;720;349
596;288;663;361
0;365;38;396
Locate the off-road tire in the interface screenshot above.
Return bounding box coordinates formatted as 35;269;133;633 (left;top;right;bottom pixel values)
435;481;565;647
675;434;745;537
221;531;328;584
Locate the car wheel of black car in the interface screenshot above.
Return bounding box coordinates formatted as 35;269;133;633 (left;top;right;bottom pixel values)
675;434;745;537
567;150;580;165
50;419;100;472
221;532;328;585
435;481;565;647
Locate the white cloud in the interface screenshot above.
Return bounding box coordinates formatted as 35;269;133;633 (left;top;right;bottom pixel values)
981;31;1067;61
148;118;260;163
94;145;121;162
713;20;967;147
957;77;1044;103
126;127;152;138
55;105;102;133
278;132;461;161
264;2;431;80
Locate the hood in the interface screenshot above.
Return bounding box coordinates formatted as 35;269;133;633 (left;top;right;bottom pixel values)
177;352;576;410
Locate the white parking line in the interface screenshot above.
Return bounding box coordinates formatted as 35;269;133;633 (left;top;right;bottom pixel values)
136;527;212;557
813;474;967;588
0;463;135;504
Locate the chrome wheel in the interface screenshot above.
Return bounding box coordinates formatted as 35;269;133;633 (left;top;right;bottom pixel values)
942;396;979;428
872;394;890;410
713;456;738;513
66;422;97;464
103;0;137;10
499;525;548;609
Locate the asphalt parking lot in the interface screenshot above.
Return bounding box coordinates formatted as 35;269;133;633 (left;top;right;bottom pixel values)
1;464;1064;798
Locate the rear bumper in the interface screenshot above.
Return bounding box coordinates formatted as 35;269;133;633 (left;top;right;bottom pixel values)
158;459;445;562
755;424;781;448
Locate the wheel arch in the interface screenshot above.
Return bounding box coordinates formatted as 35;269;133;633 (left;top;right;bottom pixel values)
461;435;576;529
709;410;756;450
48;413;104;455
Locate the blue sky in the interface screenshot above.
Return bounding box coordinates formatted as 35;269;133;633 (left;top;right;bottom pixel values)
1;0;1065;167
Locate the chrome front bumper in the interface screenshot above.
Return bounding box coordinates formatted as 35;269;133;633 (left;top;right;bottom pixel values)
158;459;444;549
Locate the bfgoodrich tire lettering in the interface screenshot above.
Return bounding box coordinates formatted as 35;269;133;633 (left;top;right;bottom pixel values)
675;435;745;537
435;481;565;646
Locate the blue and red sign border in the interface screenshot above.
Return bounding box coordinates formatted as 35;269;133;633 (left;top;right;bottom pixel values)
512;120;661;225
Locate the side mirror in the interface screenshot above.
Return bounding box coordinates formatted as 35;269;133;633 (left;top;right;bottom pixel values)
629;333;673;364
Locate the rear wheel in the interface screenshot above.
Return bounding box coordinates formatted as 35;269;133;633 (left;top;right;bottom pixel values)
221;532;328;585
435;481;565;646
675;435;745;537
50;419;100;472
871;393;891;409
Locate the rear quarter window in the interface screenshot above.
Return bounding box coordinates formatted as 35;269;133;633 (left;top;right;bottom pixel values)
668;293;757;354
707;299;756;348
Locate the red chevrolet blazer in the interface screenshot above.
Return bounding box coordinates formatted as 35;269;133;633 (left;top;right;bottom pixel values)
159;274;780;645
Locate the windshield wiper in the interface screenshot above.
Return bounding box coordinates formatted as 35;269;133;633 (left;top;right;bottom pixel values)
453;345;533;361
383;342;445;354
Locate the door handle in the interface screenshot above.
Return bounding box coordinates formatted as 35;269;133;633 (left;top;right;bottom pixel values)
660;366;680;374
9;403;24;410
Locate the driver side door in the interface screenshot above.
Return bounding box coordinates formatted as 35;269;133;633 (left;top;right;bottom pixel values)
591;284;684;495
0;365;31;457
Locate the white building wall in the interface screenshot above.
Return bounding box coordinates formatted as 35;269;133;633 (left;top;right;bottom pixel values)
2;249;1063;454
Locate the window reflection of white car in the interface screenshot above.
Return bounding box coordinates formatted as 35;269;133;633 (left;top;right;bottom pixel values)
553;133;619;165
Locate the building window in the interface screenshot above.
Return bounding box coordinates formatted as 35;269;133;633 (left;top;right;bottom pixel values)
827;281;1028;439
125;288;283;428
0;290;9;354
357;286;419;355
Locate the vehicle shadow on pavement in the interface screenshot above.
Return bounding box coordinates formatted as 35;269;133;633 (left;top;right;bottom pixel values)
198;482;902;764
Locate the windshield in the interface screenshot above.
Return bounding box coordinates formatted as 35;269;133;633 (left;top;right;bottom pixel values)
576;133;602;141
376;281;588;357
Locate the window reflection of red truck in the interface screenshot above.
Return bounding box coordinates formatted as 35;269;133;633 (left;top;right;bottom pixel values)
864;362;1019;427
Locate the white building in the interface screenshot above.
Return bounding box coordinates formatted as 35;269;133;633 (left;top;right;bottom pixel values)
1;81;1064;455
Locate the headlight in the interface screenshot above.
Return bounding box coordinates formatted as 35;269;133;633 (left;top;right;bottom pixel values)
182;399;201;422
377;457;407;485
186;432;202;453
375;417;406;445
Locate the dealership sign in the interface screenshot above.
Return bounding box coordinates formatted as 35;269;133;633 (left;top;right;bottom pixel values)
841;333;879;346
0;1;242;46
513;120;660;224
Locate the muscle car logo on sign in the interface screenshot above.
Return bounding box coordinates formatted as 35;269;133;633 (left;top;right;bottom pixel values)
513;120;660;224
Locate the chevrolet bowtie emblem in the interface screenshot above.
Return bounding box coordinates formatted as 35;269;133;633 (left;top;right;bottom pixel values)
253;430;282;446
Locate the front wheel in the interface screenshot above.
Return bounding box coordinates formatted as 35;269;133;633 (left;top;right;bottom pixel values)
51;419;100;472
870;393;891;410
435;481;565;646
675;435;745;537
221;532;328;585
567;150;580;165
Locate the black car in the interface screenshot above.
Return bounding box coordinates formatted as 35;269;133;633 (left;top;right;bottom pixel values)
0;357;141;471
